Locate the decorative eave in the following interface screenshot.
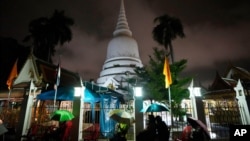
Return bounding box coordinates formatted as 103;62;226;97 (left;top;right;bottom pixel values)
0;88;25;101
204;89;236;100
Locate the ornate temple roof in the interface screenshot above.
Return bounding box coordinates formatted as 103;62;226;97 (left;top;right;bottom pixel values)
205;65;250;99
13;54;81;90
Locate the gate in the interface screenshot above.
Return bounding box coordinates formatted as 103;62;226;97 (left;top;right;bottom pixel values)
204;99;241;140
164;99;242;141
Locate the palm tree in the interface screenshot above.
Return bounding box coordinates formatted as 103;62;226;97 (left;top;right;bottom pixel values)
152;14;185;63
23;10;74;63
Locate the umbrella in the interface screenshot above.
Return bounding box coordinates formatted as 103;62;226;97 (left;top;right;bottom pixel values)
140;103;169;112
50;110;74;122
109;109;134;124
187;117;211;140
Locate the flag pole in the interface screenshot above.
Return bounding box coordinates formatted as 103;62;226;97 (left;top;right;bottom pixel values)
53;85;58;110
163;57;173;126
168;86;172;126
53;65;60;110
53;56;61;110
7;87;12;107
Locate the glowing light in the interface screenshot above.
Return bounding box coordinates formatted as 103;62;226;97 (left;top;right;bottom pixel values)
134;87;142;97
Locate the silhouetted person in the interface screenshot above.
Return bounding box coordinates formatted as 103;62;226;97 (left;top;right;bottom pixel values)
155;115;170;141
61;120;73;141
111;123;129;141
191;124;210;141
44;120;72;141
136;115;157;141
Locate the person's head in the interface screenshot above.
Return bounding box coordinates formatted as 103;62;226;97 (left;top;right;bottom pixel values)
194;124;202;130
155;116;162;123
148;115;155;123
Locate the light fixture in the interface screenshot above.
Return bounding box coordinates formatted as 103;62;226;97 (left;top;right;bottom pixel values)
134;87;142;97
74;87;85;97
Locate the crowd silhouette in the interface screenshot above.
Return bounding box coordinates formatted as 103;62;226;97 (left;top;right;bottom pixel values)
136;115;170;141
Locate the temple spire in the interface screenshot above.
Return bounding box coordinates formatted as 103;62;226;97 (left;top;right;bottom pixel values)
113;0;132;37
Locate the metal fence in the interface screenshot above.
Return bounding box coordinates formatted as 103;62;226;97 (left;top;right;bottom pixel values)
0;98;244;141
165;99;241;141
204;100;241;140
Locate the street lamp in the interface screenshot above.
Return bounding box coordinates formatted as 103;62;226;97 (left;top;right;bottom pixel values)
134;87;142;97
133;86;143;141
72;86;85;141
122;71;143;140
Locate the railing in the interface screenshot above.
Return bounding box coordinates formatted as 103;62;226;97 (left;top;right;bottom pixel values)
0;99;245;141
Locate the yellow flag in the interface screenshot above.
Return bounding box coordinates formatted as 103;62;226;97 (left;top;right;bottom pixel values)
163;57;172;88
6;60;18;89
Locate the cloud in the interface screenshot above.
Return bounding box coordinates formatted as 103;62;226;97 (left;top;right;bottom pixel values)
1;0;250;88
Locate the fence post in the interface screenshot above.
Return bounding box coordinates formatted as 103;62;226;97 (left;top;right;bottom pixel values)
188;80;198;118
16;80;36;140
234;79;250;124
72;87;84;141
134;95;143;140
188;80;206;125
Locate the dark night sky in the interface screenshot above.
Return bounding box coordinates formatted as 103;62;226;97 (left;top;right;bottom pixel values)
1;0;250;88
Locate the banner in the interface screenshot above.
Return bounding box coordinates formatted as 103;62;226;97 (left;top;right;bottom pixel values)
6;59;18;89
100;95;119;138
163;57;172;88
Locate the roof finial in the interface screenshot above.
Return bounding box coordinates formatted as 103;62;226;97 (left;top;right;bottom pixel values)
113;0;132;37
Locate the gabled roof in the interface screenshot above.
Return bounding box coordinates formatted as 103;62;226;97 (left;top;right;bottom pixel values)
223;65;250;89
208;64;250;92
35;58;81;88
13;54;81;89
13;55;41;88
224;65;250;81
208;72;236;91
